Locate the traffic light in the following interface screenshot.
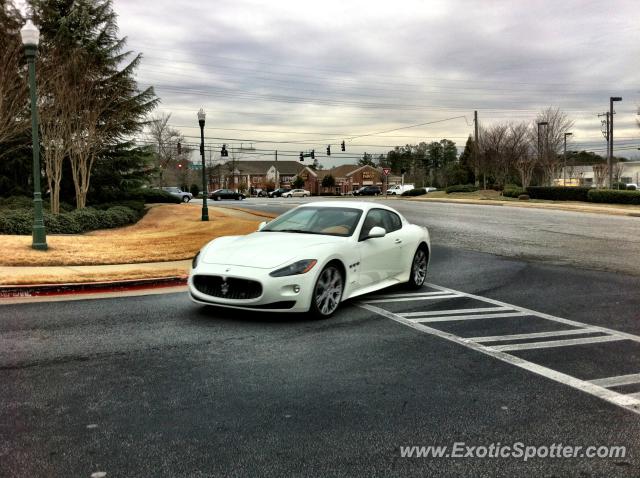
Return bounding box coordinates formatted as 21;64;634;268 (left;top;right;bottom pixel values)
221;144;228;157
311;149;315;159
299;152;304;161
326;145;331;156
341;140;345;151
177;142;181;155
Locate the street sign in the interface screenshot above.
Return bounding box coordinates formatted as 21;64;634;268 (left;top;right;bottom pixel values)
382;167;391;176
189;163;203;170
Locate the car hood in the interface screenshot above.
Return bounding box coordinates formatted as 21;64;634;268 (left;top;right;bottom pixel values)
201;232;346;269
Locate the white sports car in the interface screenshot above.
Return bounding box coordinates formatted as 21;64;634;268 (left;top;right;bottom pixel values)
189;202;430;318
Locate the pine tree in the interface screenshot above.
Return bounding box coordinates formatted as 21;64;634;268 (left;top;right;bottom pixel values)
29;0;158;208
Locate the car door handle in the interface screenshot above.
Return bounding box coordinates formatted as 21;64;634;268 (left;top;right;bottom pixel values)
394;238;402;244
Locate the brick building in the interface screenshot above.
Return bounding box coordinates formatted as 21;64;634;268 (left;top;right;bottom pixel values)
208;160;304;192
297;164;402;195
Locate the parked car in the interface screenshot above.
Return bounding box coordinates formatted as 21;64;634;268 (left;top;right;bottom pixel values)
626;183;638;190
209;189;245;201
424;187;438;192
354;186;381;196
386;184;414;195
189;201;431;318
282;188;311;198
254;189;269;197
269;188;291;198
162;187;193;202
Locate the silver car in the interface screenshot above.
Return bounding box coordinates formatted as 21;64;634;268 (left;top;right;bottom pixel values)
162;187;193;202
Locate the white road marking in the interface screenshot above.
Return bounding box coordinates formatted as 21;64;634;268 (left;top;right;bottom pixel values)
367;291;457;300
590;373;640;388
424;282;640;346
490;335;626;352
365;293;462;303
359;283;640;416
358;302;640;415
399;306;512;318
468;327;601;343
407;311;526;323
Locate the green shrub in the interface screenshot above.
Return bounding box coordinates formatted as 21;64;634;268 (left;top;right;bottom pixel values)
0;195;32;211
525;187;591;201
401;188;427;196
503;187;525;198
445;184;479;194
0;209;32;234
588;189;640;205
190;184;200;197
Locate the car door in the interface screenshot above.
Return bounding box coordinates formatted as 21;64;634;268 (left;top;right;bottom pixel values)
356;209;403;287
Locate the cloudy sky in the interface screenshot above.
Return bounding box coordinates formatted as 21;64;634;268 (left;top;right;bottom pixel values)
108;0;639;164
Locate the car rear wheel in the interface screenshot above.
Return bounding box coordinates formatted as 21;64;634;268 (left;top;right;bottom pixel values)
407;247;428;289
309;264;343;319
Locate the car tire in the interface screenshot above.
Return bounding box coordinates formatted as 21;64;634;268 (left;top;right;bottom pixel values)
309;263;344;319
407;246;428;289
182;196;190;203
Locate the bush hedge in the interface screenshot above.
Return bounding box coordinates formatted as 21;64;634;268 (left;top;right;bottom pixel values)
588;189;640;205
502;187;525;198
88;188;181;205
401;188;427;196
445;184;479;194
525;186;591;201
0;204;143;235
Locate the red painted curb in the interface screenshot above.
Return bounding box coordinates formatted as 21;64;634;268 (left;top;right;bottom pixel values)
0;276;188;299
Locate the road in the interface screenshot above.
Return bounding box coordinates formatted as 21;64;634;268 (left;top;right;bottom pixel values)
2;198;640;477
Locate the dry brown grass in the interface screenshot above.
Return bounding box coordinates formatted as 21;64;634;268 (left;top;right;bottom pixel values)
0;204;262;266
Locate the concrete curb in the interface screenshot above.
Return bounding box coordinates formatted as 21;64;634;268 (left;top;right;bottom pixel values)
0;275;188;299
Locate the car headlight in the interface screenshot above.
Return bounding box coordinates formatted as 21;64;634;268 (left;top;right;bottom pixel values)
192;251;200;269
269;259;317;277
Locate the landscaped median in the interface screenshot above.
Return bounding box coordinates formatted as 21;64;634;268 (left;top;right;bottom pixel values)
0;204;276;287
403;189;640;217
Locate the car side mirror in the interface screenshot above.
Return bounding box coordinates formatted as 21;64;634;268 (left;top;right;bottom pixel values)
366;226;386;239
258;221;268;231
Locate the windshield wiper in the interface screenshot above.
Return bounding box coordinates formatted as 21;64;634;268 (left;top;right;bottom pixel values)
271;229;321;234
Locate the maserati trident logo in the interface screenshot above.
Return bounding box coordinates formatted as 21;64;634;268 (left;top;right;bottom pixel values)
220;280;229;296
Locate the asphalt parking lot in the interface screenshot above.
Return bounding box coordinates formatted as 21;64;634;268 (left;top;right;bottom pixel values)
2;199;640;477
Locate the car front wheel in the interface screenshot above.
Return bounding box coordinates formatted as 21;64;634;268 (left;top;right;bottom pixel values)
182;196;190;203
407;247;428;289
309;264;343;319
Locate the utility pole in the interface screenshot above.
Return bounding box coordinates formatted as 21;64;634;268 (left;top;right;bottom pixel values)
275;150;279;189
474;110;479;187
609;97;622;188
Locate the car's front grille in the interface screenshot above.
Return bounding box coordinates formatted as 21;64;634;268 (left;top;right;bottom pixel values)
193;275;262;300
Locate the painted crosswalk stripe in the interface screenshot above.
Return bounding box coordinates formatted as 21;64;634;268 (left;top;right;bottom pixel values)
408;311;526;323
358;301;640;416
590;373;640;388
367;291;454;300
467;327;601;343
365;293;462;303
399;306;512;318
490;335;626;352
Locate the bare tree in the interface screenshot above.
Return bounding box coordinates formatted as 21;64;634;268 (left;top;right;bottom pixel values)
145;113;184;187
593;164;607;188
38;55;71;214
505;122;535;188
0;3;27;158
535;107;574;185
479;123;509;187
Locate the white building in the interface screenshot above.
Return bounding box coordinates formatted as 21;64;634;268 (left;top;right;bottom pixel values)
558;161;640;187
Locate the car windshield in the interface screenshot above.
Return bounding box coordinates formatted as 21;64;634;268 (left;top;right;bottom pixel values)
261;207;362;237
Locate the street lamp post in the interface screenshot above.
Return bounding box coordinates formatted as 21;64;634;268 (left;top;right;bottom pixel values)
21;20;47;250
609;96;622;188
197;108;209;221
563;132;573;186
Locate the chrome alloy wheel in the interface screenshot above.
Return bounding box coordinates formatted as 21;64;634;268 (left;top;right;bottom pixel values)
412;249;428;286
314;266;343;316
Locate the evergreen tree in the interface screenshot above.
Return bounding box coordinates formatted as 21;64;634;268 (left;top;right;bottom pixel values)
358;152;375;166
29;0;158;208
